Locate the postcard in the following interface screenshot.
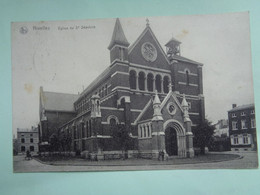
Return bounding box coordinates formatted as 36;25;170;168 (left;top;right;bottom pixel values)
12;12;257;172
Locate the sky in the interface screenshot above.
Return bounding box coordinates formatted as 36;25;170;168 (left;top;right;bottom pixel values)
12;12;254;136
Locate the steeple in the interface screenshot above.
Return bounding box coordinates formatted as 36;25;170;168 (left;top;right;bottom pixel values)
181;94;191;122
108;18;129;63
108;18;129;50
152;90;163;121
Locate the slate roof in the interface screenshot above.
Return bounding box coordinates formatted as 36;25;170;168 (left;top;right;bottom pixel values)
172;55;203;66
42;91;79;112
228;104;254;112
108;18;130;49
139;101;154;122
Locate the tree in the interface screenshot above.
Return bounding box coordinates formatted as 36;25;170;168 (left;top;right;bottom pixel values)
111;124;132;159
193;119;215;154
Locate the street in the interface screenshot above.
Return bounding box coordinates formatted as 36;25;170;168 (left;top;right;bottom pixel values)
13;151;258;172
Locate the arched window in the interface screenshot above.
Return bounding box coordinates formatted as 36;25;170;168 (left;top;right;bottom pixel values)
30;146;34;152
98;89;101;97
129;70;137;89
138;72;145;91
89;120;92;137
86;121;89;137
102;87;104;97
105;85;108;96
147;73;154;92
186;70;190;85
155;75;162;93
147;125;150;137
163;76;169;93
110;118;117;127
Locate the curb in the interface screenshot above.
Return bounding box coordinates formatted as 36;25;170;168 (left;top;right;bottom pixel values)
33;154;241;167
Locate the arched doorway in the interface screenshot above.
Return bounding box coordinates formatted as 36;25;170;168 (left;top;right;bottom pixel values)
163;119;187;158
165;127;178;156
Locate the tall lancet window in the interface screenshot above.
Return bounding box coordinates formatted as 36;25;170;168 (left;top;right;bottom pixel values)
155;75;162;93
163;76;169;93
129;70;137;89
147;73;154;92
138;72;145;91
186;70;190;85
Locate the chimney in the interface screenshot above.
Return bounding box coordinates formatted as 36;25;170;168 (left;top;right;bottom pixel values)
232;104;237;108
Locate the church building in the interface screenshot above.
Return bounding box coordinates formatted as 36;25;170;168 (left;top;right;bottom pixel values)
39;18;205;159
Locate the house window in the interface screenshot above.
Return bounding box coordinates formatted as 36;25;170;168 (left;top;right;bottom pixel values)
21;138;25;143
30;138;33;143
243;135;249;144
232;113;236;118
251;110;255;114
251;119;256;128
30;134;33;136
241;112;245;116
234;137;239;145
232;121;238;130
21;146;25;152
30;146;34;152
241;120;247;129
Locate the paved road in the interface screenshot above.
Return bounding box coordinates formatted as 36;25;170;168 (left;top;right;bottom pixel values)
13;151;258;172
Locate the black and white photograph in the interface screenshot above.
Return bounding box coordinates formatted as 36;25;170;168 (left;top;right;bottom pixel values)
12;12;258;172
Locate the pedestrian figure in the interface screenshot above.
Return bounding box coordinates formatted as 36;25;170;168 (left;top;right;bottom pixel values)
161;150;165;161
25;150;31;160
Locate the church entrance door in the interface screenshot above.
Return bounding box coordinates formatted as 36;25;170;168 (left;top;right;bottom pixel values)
165;127;178;156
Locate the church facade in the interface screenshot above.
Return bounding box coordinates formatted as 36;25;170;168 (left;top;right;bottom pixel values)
39;18;205;159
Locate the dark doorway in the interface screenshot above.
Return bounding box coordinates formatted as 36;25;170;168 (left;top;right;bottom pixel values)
165;127;178;156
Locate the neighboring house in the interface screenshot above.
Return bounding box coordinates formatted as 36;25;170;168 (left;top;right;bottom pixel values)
214;119;229;138
228;104;257;151
13;136;18;155
39;18;205;159
211;119;230;151
39;89;79;144
17;127;39;155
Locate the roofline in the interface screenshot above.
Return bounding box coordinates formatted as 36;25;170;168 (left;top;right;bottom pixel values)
43;91;79;96
172;56;203;66
45;109;77;113
76;66;111;103
227;104;255;112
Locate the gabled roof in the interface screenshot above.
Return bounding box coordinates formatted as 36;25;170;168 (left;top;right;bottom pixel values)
108;18;130;50
42;91;79;112
228;104;254;112
134;99;153;124
160;91;183;113
128;25;170;64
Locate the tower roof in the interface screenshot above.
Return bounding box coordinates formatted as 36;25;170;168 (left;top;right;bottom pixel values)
165;37;181;47
153;90;161;105
108;18;130;50
181;94;188;107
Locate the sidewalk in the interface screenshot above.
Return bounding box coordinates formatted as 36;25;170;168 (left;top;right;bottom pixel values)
33;152;240;167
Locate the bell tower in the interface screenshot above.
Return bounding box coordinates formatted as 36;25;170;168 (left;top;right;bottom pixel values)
165;37;181;62
108;18;130;63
